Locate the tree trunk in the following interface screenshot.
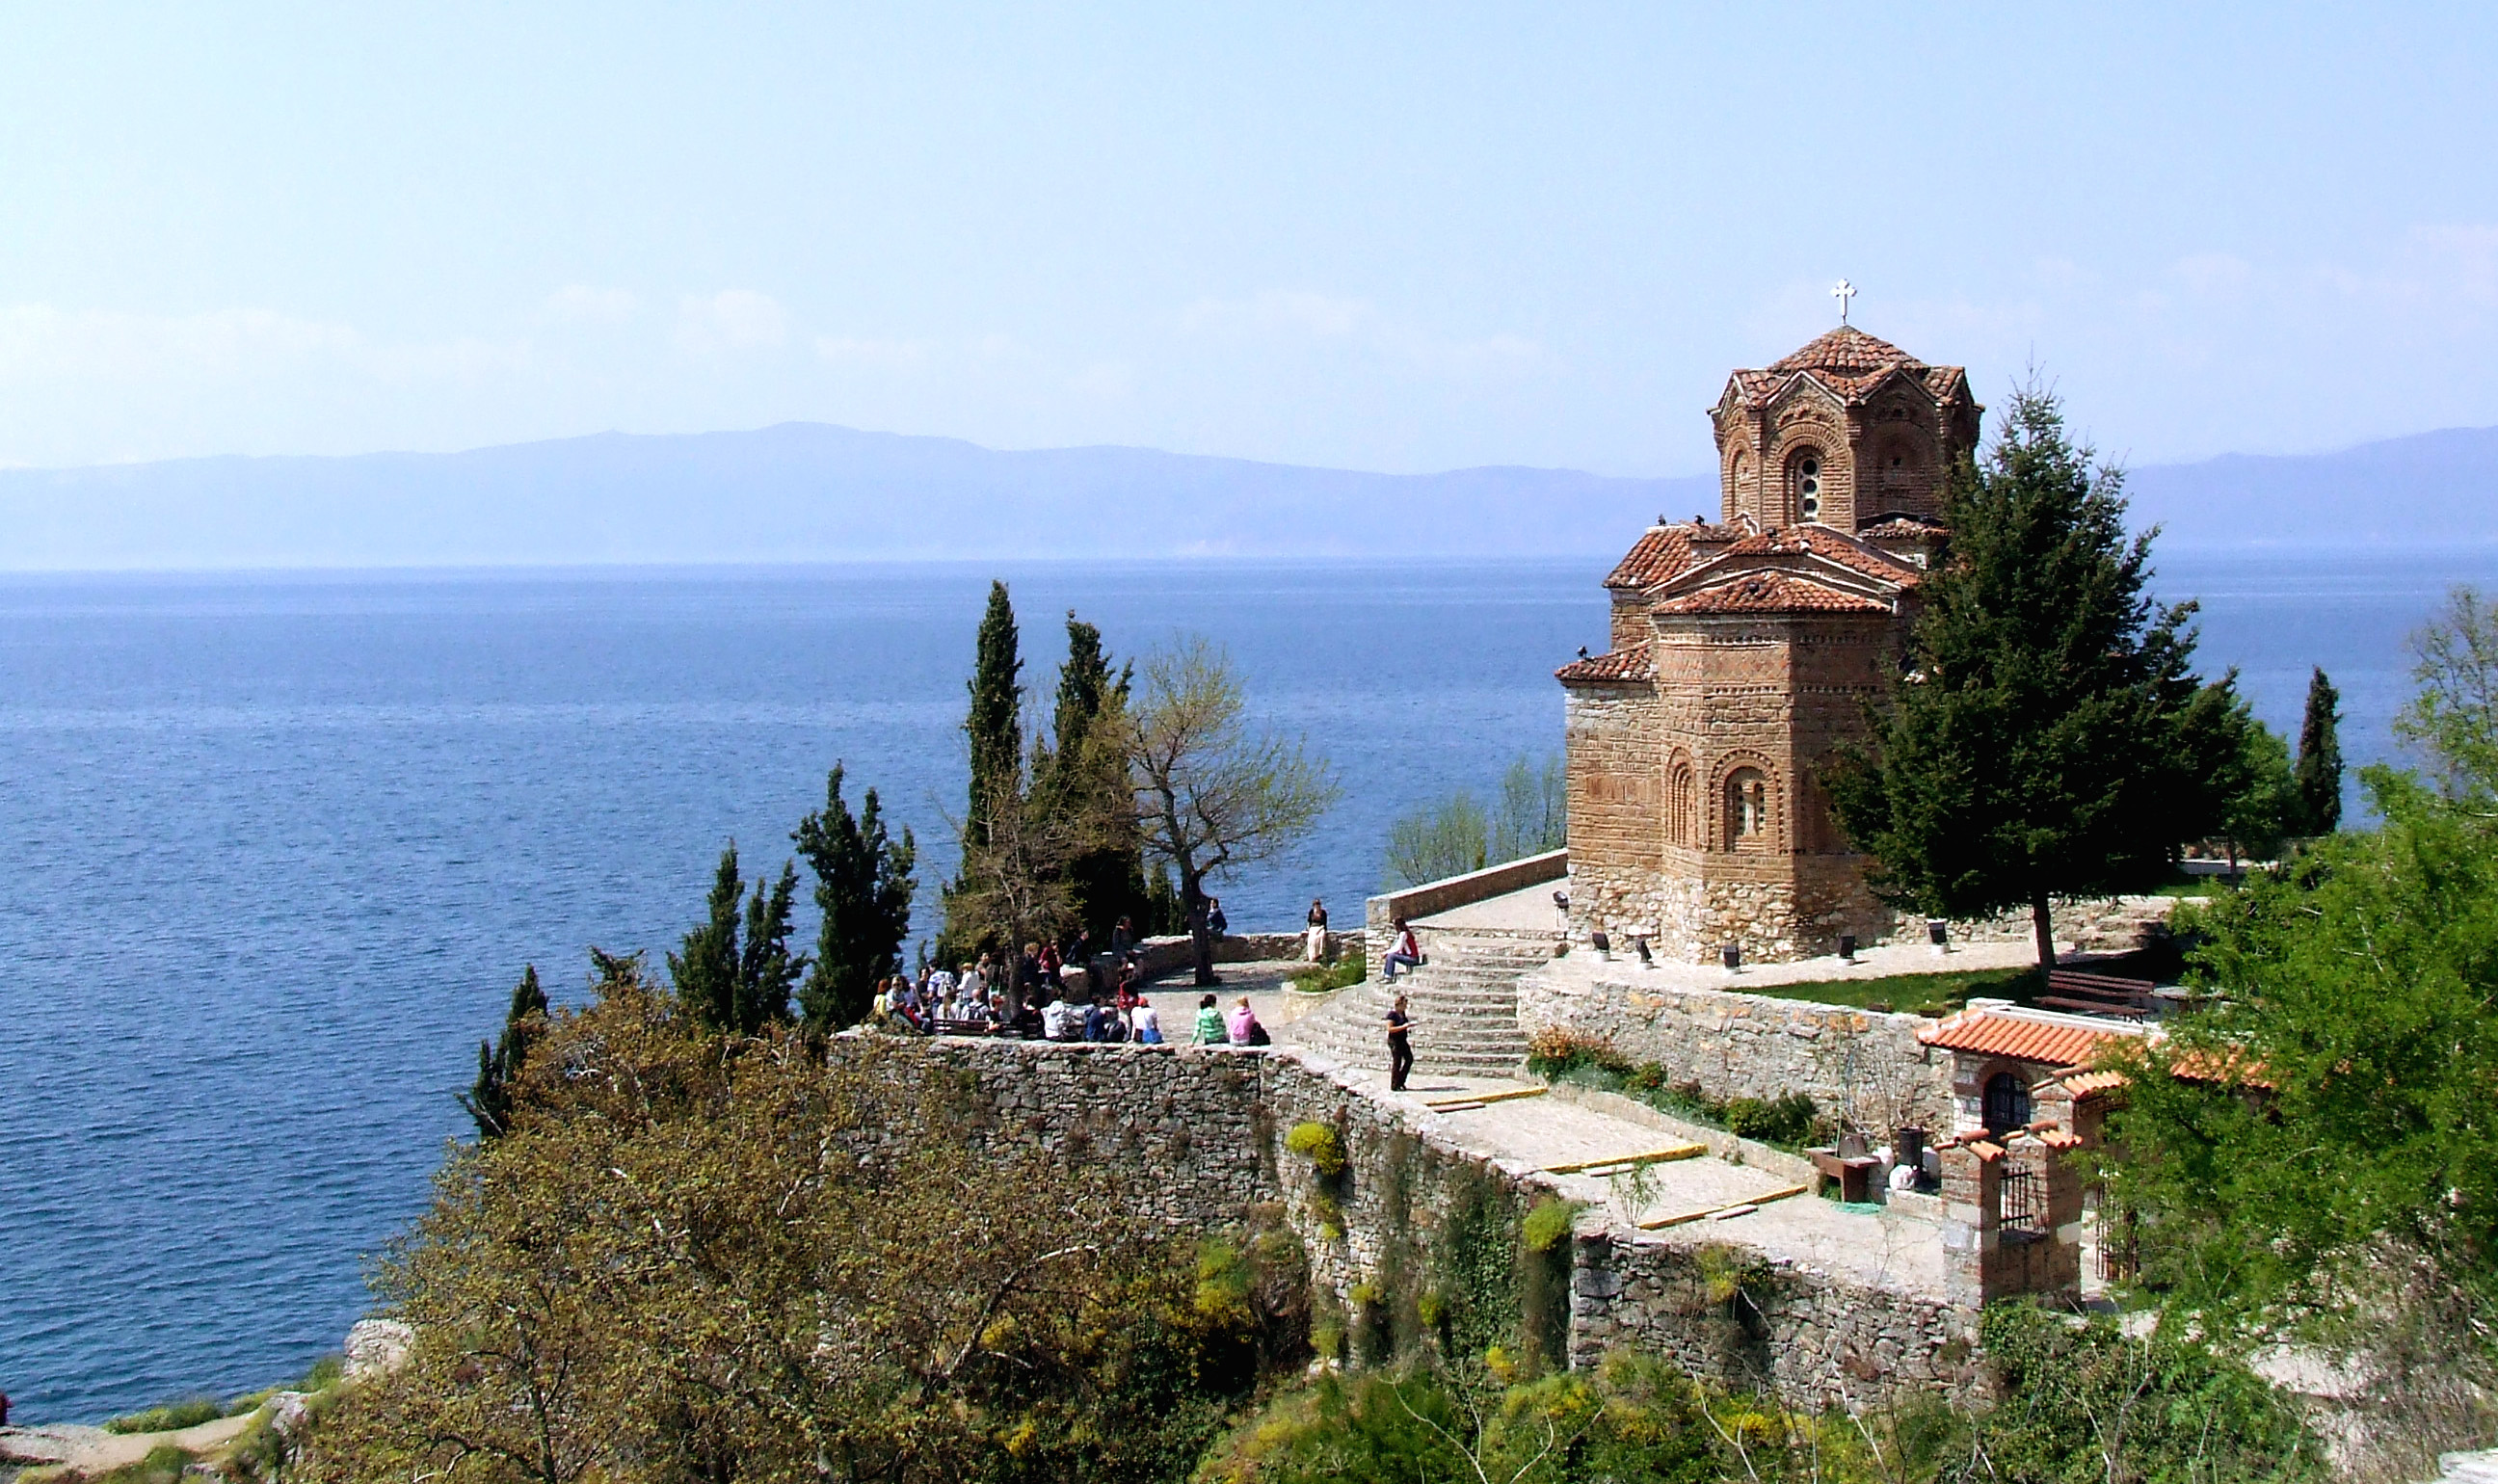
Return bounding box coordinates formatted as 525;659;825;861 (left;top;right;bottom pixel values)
1184;875;1217;986
2031;891;2057;970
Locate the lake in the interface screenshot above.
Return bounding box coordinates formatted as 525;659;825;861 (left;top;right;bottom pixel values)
0;545;2488;1421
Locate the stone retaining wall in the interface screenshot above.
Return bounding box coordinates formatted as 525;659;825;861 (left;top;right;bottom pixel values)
1366;850;1570;956
1570;1232;1977;1405
824;1035;1973;1402
1517;965;1954;1131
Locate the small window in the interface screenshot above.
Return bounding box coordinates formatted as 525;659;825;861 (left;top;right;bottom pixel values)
1795;454;1822;521
1726;767;1769;847
1983;1072;2032;1134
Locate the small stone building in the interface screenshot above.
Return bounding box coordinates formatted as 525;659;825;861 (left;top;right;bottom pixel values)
1558;327;1979;961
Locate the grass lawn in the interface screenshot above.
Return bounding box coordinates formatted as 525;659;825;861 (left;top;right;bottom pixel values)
1741;965;2043;1018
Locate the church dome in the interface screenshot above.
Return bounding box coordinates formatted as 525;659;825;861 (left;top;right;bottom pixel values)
1767;325;1921;375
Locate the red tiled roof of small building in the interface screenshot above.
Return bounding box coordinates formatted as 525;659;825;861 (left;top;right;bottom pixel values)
1555;643;1655;684
2045;1068;2129;1099
1917;1007;2140;1068
1652;570;1893;616
1603;521;1750;590
1719;327;1971;409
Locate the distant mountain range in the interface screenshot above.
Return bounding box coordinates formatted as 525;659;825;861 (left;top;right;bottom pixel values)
0;419;2489;570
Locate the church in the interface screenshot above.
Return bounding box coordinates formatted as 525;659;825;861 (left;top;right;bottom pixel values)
1556;325;1981;962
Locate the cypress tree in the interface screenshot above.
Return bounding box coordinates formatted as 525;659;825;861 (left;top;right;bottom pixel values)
794;763;917;1029
736;861;805;1034
2294;666;2344;835
1033;613;1144;941
941;581;1024;958
1825;384;2231;967
671;844;745;1034
460;964;548;1141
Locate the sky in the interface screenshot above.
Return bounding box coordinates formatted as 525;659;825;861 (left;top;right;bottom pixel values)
3;4;2496;476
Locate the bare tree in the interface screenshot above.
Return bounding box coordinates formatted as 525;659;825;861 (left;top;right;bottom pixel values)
1124;638;1339;985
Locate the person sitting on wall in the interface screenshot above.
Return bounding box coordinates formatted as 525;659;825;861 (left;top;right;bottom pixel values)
1382;918;1423;981
1208;897;1229;937
1132;995;1164;1045
1226;995;1268;1046
1043;995;1084;1042
1193;993;1226;1044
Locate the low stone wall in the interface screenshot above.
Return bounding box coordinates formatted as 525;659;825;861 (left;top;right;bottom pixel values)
1874;895;2173;954
1518;963;1954;1132
1570;1232;1977;1405
1101;931;1341;983
1366;850;1569;955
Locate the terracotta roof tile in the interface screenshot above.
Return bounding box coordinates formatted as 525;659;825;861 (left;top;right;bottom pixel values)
1555;643;1654;684
1855;516;1948;543
1653;570;1893;616
1603;528;1702;590
1720;524;1922;586
1769;326;1916;375
1917;1008;2140;1067
2045;1068;2128;1099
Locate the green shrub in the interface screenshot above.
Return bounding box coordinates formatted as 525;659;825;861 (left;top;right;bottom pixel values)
104;1395;226;1434
1520;1197;1583;1254
1720;1093;1817;1148
1285;1121;1346;1177
1525;1028;1628;1078
1291;947;1366;993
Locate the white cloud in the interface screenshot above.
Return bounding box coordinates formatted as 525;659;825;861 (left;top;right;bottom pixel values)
543;284;640;324
676;289;787;354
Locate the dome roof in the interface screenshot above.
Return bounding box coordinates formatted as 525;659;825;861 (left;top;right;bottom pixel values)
1767;325;1921;374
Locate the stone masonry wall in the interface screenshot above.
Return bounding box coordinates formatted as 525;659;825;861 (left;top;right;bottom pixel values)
827;1036;1976;1401
1570;1232;1977;1406
1517;965;1954;1131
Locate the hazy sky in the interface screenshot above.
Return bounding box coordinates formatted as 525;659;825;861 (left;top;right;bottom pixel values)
4;4;2496;474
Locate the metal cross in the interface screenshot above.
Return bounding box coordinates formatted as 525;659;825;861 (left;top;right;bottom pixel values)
1832;278;1856;324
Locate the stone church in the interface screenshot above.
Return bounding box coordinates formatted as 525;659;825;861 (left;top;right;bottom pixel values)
1557;326;1980;962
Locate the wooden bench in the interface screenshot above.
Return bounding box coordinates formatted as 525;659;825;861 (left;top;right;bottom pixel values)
2037;969;2157;1020
929;1018;1002;1037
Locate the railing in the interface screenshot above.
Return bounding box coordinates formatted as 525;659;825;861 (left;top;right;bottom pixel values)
2095;1208;2140;1283
1999;1169;2047;1238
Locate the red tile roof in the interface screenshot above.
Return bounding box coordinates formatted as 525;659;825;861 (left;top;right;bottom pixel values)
1719;524;1922;587
1603;522;1750;590
1555;643;1655;684
1769;326;1916;375
1917;1008;2139;1068
1652;570;1893;616
1855;516;1948;543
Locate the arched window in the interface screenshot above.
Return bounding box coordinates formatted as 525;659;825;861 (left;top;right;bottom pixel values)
1790;449;1824;522
1725;767;1769;849
1983;1072;2032;1134
1667;759;1696;847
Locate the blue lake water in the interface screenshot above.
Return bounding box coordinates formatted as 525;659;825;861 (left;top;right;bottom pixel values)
0;546;2490;1422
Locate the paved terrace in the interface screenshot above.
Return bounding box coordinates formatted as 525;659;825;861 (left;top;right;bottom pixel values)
1305;1055;1949;1304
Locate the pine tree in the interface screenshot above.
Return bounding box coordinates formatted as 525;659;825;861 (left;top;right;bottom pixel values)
671;844;746;1034
941;582;1024;958
1032;613;1144;941
1825;384;2233;967
794;763;917;1029
2294;666;2343;835
459;964;548;1141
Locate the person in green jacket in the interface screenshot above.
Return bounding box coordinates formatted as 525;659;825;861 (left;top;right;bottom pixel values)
1193;993;1226;1044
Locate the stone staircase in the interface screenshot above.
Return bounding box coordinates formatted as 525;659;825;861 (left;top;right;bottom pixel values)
1280;931;1555;1078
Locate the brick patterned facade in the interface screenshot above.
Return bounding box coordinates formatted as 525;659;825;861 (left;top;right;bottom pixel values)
1560;329;1980;963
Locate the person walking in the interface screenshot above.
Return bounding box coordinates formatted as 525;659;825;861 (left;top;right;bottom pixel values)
1304;899;1329;963
1386;994;1415;1093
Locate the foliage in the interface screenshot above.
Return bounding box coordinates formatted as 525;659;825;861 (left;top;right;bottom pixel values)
1125;637;1339;984
1283;1121;1346;1178
1825;384;2234;967
1383;789;1490;888
1524;1027;1630;1079
1520;1198;1582;1255
1971;1303;2324;1483
1383;754;1565;888
1289;945;1365;993
2399;584;2498;801
459;964;547;1141
1719;1095;1820;1149
104;1394;229;1433
793;762;917;1029
1034;612;1151;942
303;977;1285;1484
668;842;804;1036
2294;665;2343;835
2200;680;2299;865
89;1444;199;1484
941;579;1025;960
2104;768;2498;1344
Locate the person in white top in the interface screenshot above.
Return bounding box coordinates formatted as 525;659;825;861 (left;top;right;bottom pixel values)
1132;997;1163;1045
